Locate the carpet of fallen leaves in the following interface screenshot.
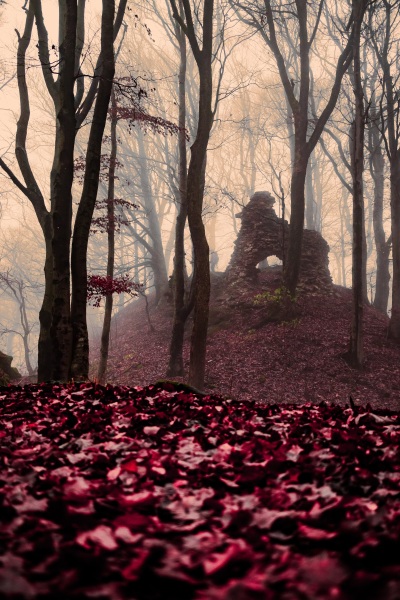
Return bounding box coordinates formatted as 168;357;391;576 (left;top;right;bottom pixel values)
91;272;400;412
0;381;399;599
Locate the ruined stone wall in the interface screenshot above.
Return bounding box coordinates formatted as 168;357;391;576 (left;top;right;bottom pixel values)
225;191;332;293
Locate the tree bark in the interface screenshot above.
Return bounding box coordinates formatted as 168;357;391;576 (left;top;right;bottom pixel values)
136;129;169;305
169;0;214;389
284;154;307;295
348;0;368;369
97;88;117;384
168;1;190;377
370;0;400;336
369;107;390;313
389;160;400;338
49;0;77;381
70;0;116;380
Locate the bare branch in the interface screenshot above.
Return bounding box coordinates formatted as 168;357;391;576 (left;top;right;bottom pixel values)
309;0;324;48
74;0;86;109
31;0;58;104
13;3;47;220
169;0;201;63
76;0;128;126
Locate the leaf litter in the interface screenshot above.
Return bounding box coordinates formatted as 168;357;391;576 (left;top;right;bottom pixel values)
0;380;399;599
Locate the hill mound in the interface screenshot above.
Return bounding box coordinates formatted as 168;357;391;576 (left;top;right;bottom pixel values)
89;272;400;411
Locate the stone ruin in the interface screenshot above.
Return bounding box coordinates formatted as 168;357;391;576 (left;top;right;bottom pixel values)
0;350;21;385
225;191;332;293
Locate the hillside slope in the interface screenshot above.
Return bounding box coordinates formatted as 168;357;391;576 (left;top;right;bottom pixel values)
90;272;400;411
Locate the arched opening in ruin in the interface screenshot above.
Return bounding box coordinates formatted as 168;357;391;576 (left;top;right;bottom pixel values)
257;256;283;271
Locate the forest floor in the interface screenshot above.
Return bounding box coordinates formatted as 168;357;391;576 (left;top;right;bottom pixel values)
1;273;399;598
90;270;400;412
0;381;399;599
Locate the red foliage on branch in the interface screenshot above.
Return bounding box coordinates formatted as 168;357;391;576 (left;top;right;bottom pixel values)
114;105;185;137
91;214;130;234
87;274;141;307
74;154;123;184
112;76;188;139
90;199;138;234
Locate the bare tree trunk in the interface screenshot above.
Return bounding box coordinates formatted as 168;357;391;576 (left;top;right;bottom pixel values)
169;0;214;389
370;0;400;336
348;0;368;369
369;108;390;313
136;129;168;305
339;194;348;287
168;9;192;377
70;0;116;380
305;158;315;230
389;161;400;337
19;286;34;376
97;89;117;384
284;159;307;295
49;0;77;381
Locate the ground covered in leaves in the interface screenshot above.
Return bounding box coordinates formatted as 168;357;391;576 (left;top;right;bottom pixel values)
91;272;400;412
0;381;399;599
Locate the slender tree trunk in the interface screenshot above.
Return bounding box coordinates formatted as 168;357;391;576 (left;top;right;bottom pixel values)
339;194;347;287
136;129;168;305
348;0;367;368
19;287;34;376
389;157;400;338
369;113;390;313
70;0;116;380
167;3;191;377
187;77;212;388
168;0;215;388
305;158;315;230
349;117;365;367
284;156;308;295
97;89;117;384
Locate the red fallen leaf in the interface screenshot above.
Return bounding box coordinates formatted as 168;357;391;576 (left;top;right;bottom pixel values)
65;452;87;465
173;479;188;488
203;541;250;576
107;465;121;480
16;496;48;513
219;477;239;488
121;549;151;581
121;458;138;472
297;524;337;540
253;509;298;530
143;426;160;435
67;500;95;515
119;490;155;507
63;476;92;499
151;465;166;475
76;525;118;550
113;512;152;531
114;527;142;544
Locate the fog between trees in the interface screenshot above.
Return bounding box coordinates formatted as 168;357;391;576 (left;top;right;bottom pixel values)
0;1;397;386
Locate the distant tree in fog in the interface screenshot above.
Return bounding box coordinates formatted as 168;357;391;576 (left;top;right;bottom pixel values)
231;0;357;296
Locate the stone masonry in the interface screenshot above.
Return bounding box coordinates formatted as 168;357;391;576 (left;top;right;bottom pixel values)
225;191;332;293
